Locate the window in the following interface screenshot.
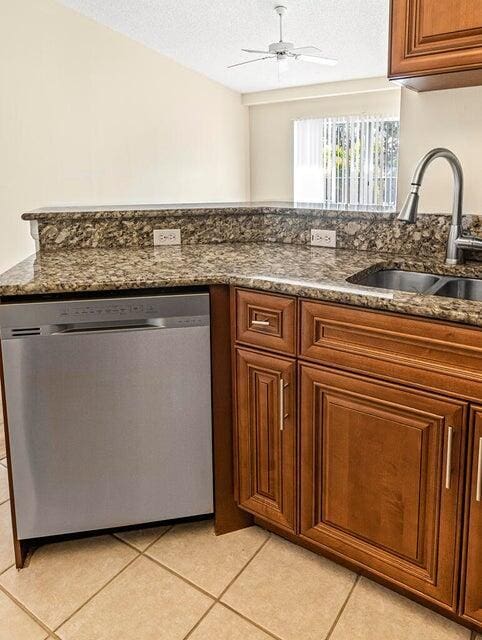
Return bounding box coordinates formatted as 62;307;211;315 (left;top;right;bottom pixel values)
293;115;400;210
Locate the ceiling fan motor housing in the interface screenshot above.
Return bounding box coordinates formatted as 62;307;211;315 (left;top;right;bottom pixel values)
268;41;294;54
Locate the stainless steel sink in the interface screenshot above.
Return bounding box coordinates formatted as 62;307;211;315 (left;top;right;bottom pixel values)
432;277;482;302
350;268;482;301
352;269;441;294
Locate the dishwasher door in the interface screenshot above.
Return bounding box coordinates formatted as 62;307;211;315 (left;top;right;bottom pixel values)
2;314;213;539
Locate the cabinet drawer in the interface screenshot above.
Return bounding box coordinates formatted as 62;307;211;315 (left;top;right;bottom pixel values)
300;300;482;401
235;289;296;355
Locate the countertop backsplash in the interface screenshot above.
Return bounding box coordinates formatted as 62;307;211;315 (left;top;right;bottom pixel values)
23;203;482;261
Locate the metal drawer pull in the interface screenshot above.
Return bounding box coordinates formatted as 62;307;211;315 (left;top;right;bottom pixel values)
279;378;286;431
476;437;482;503
251;319;270;326
445;426;454;490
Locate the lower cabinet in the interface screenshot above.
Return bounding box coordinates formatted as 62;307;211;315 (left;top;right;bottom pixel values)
235;348;296;531
232;291;481;630
299;363;466;608
462;407;482;625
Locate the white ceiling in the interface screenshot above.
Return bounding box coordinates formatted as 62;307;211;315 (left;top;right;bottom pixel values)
58;0;390;94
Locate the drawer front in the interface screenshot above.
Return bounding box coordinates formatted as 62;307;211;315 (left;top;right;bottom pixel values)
300;300;482;401
235;289;296;355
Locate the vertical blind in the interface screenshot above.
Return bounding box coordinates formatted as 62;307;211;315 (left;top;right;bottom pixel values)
293;115;400;209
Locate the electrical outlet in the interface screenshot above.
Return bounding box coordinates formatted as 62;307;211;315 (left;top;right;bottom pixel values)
153;228;181;246
310;229;337;248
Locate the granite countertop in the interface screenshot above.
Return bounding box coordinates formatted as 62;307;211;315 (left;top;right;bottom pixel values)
22;201;395;221
0;243;481;328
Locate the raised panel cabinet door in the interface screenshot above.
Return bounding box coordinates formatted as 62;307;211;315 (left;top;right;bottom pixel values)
462;407;482;626
300;363;467;608
390;0;482;88
235;348;295;531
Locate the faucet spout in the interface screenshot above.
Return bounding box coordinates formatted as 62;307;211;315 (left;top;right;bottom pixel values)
397;148;476;265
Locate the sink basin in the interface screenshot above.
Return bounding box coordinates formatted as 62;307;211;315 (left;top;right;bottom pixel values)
433;277;482;302
353;269;441;294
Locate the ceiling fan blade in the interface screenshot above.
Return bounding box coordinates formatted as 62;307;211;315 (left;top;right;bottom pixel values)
297;54;338;66
241;48;271;54
292;46;324;55
227;56;273;68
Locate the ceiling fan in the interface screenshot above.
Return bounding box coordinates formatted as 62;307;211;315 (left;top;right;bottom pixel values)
228;5;338;72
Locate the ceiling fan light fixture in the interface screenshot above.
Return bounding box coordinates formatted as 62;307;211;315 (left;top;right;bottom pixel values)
277;54;291;75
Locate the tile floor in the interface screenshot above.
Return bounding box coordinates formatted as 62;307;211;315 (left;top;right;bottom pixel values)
0;481;478;640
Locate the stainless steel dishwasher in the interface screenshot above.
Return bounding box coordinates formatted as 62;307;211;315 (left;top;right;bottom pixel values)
0;293;213;540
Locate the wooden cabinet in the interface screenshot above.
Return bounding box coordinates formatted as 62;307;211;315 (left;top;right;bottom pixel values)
235;348;296;531
232;289;481;631
461;407;482;625
389;0;482;91
299;363;466;607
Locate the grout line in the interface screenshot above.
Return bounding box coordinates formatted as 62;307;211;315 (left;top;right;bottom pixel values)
143;552;218;600
324;574;360;640
181;532;272;640
217;532;271;600
51;551;141;632
140;525;173;552
182;600;217;640
0;562;15;577
145;528;272;604
112;525;172;554
220;602;286;640
0;498;9;506
0;582;59;639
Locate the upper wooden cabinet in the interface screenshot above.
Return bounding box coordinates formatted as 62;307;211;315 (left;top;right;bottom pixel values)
461;407;482;626
389;0;482;91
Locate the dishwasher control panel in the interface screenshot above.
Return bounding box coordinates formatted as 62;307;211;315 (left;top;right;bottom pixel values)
0;293;210;339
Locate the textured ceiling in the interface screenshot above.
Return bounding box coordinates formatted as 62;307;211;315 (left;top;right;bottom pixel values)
58;0;390;93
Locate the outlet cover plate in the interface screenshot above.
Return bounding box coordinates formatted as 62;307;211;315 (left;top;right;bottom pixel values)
153;228;181;246
311;229;337;248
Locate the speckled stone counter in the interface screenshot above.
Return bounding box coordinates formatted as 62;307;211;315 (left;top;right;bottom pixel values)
0;244;481;328
21;202;482;262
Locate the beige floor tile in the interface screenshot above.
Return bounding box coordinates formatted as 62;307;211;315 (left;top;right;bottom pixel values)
0;535;137;630
222;535;356;640
0;502;14;574
189;604;273;640
57;555;212;640
0;589;48;640
146;520;268;597
0;467;9;504
114;525;170;551
330;577;470;640
0;460;6;469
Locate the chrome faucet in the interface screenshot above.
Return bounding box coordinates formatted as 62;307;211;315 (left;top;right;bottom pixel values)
398;148;482;264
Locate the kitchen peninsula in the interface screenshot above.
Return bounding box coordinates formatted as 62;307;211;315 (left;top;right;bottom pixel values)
0;203;481;635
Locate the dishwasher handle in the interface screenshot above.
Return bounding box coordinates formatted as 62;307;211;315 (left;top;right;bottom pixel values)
50;314;209;336
52;322;162;336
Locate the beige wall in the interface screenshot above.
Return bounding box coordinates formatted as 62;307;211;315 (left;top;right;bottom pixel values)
249;87;400;202
0;0;249;272
398;85;482;214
